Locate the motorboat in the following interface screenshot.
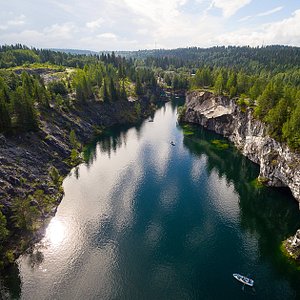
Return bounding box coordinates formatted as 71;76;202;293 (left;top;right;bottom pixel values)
233;273;254;287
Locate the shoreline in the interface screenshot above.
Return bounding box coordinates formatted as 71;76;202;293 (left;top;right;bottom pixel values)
0;97;157;269
180;90;300;262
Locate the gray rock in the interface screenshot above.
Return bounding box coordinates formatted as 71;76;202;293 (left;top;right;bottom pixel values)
182;91;300;207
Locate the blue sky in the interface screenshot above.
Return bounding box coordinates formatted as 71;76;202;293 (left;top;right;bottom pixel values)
0;0;299;50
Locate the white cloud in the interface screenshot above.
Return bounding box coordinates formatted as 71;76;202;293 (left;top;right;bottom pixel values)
123;0;187;22
257;6;283;17
0;14;26;31
86;18;104;30
44;22;76;39
50;0;74;14
7;14;26;26
238;15;252;22
214;9;300;46
0;23;77;48
211;0;252;18
0;0;298;50
238;6;284;23
97;32;117;40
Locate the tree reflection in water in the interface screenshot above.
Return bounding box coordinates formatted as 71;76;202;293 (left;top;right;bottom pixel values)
182;124;300;290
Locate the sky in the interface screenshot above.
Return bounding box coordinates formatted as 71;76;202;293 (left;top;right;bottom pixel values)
1;0;300;51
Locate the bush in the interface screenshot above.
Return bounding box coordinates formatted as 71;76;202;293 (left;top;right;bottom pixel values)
49;166;61;186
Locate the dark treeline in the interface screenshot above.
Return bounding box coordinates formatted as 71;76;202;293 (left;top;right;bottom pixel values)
0;44;136;70
130;45;300;74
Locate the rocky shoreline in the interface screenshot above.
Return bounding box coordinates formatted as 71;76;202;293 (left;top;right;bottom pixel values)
180;90;300;261
0;97;155;267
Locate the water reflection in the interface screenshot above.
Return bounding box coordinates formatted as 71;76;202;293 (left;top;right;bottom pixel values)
1;100;300;299
182;126;300;290
46;219;66;247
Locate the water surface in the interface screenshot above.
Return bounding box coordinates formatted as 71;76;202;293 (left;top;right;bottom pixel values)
2;100;300;299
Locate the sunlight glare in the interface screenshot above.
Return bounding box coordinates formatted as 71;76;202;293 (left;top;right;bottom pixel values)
45;219;66;246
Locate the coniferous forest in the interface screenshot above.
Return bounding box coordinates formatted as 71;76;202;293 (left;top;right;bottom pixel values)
127;45;300;149
1;44;300;267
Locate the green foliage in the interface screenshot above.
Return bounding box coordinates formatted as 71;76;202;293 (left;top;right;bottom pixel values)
48;80;68;96
265;98;289;139
0;94;11;132
11;197;41;231
283;99;300;149
214;72;224;95
120;80;127;101
102;79;110;103
181;124;195;136
177;105;187;120
5;250;15;263
250;178;265;189
12;85;39;131
134;102;141;117
109;77;118;101
190;62;300;150
49;166;61;186
192;67;212;88
135;75;143;96
30;189;55;216
255;81;282;119
211;139;229;150
69;129;80;149
0;210;9;243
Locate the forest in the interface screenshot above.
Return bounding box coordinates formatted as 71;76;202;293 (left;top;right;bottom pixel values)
0;45;158;135
1;44;300;150
1;44;300;264
130;45;300;150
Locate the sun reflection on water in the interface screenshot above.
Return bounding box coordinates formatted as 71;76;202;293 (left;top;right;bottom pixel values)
45;219;66;246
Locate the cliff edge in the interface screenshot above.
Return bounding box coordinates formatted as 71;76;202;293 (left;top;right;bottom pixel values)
181;90;300;260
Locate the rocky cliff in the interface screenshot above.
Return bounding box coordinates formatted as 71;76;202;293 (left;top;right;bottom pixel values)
0;98;153;265
181;91;300;260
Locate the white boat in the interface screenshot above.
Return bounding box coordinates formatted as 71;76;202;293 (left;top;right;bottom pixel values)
170;141;176;146
233;273;254;287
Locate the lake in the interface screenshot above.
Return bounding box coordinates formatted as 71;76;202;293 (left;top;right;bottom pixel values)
2;99;300;299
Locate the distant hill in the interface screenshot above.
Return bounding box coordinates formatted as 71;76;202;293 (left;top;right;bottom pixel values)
50;48;99;55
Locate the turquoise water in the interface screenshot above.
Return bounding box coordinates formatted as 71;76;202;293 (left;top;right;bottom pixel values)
2;100;300;299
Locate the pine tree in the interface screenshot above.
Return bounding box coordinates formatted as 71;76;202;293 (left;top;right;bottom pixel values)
214;73;224;95
0;92;11;133
102;80;109;103
13;86;38;131
226;72;236;93
109;78;118;101
135;75;143;96
0;210;8;243
120;80;127;101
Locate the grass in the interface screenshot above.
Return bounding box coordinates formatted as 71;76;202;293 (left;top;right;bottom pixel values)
211;139;229;150
250;178;265;189
181;124;195;136
9;62;66;71
280;242;300;270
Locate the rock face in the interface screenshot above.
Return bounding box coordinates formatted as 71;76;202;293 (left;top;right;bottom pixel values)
0;98;154;265
182;91;300;259
284;229;300;261
182;91;300;204
0;99;152;207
